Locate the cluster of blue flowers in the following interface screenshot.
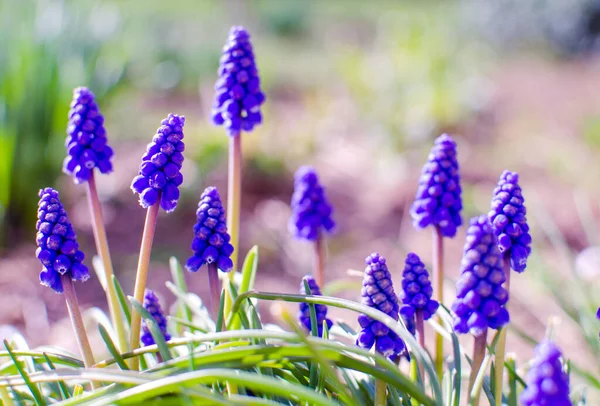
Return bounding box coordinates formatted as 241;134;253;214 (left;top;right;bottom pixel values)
451;216;510;336
356;253;406;359
399;253;439;326
35;188;90;293
186;187;234;273
289;166;335;241
411;134;463;238
489;170;532;272
63;87;114;183
141;290;171;346
131;114;185;212
298;275;333;337
211;26;265;135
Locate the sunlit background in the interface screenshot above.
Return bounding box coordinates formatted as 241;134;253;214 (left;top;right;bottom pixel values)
1;0;600;399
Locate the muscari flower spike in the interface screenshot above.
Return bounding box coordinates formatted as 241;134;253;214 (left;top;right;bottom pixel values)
186;187;234;273
141;289;171;346
212;26;265;136
488;170;532;273
289;166;335;241
131;114;185;212
398;253;440;324
411;134;463;238
63;87;114;183
520;341;572;406
35;188;90;293
298;275;333;337
357;253;406;359
451;215;510;337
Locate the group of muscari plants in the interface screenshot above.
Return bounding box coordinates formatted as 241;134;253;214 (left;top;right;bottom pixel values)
0;26;594;406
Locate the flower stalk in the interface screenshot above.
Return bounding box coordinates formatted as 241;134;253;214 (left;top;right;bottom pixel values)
468;330;488;405
375;380;387;406
494;254;511;406
86;172;128;353
129;199;160;370
61;274;97;389
415;309;425;378
313;233;325;287
208;263;221;319
433;225;444;376
224;133;242;320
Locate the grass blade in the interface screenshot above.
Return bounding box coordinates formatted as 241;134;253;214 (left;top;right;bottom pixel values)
98;324;129;370
128;297;172;362
42;353;70;400
2;341;44;406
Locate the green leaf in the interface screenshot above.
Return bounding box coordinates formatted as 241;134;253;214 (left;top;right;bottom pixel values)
169;257;193;332
98;324;129;370
112;275;132;326
128;297;172;362
42;353;70;400
2;341;44;406
231;246;260;330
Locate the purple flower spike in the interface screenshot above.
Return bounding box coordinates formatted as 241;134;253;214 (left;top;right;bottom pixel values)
130;114;185;212
141;289;171;346
212;26;265;136
63;87;114;183
298;275;333;337
356;253;407;359
520;341;572;406
488;170;532;273
399;253;440;326
186;187;234;273
411;134;463;238
36;188;90;293
289;166;335;241
451;215;509;337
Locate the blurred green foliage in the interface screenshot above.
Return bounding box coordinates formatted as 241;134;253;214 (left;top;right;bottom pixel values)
0;0;125;245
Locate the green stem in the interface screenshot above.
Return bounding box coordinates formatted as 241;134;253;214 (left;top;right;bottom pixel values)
433;226;444;377
494;255;511;406
375;378;387;406
409;356;420;406
416;310;425;380
61;275;97;389
314;233;325;287
207;263;221;321
129;199;160;370
86;172;128;353
224;133;242;321
467;330;488;406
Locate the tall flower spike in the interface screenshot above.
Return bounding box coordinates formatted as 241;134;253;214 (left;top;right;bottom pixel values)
63;87;114;183
36;188;90;293
411;134;462;238
212;26;265;135
488;170;532;272
451;216;509;337
131;114;185;212
298;275;333;337
357;253;406;359
186;187;234;273
289;166;335;241
520;341;572;406
399;253;440;324
141;290;171;346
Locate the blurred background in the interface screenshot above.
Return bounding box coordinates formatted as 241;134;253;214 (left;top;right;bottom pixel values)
1;0;599;399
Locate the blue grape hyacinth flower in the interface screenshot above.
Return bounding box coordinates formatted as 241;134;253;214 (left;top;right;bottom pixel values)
186;187;234;273
63;87;114;183
141;289;171;346
289;166;335;241
131;114;185;212
212;26;265;136
356;253;406;359
35;188;90;293
451;215;510;337
411;134;463;238
488;170;532;273
298;275;333;337
398;253;440;325
520;341;572;406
